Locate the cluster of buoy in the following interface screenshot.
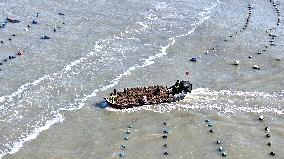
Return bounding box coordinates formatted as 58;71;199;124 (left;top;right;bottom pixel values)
205;119;227;157
118;124;133;158
0;51;24;71
161;122;170;156
258;115;276;156
0;12;66;72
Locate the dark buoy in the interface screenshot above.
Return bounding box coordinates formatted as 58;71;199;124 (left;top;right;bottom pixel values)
119;152;125;157
120;145;126;149
270;152;275;156
62;22;65;25
128;124;133;128
8;38;11;41
0;41;3;43
190;57;197;62
253;65;260;70
265;126;270;132
266;134;270;138
32;20;38;24
163;129;169;134
9;56;16;59
221;152;227;157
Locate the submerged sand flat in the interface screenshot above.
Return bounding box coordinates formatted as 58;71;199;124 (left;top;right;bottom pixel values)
0;0;283;158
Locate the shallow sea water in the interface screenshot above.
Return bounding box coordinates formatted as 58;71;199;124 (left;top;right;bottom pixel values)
0;0;283;158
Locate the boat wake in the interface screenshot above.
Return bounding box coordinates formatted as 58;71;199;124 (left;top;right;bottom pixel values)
106;88;284;115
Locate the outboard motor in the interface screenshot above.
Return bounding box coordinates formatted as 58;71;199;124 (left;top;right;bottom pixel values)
180;81;192;93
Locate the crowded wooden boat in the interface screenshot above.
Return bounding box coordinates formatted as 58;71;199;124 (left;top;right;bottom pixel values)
104;80;192;109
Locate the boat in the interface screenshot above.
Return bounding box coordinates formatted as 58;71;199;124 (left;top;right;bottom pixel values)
104;80;192;109
41;35;50;39
6;17;21;23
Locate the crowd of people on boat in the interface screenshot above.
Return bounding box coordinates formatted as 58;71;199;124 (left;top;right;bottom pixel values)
108;80;184;106
109;85;173;106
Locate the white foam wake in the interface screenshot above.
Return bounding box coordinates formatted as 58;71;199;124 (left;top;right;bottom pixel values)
106;88;284;115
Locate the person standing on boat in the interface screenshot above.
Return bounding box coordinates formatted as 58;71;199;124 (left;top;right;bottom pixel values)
172;80;181;94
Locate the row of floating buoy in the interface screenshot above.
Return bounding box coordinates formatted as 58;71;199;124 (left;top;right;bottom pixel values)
118;124;134;158
205;119;227;157
232;3;263;70
190;1;281;71
233;0;282;70
258;115;276;156
190;2;253;66
162;122;169;156
0;12;65;72
250;0;281;69
261;0;280;53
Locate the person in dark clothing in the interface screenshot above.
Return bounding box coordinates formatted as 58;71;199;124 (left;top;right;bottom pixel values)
172;80;181;94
